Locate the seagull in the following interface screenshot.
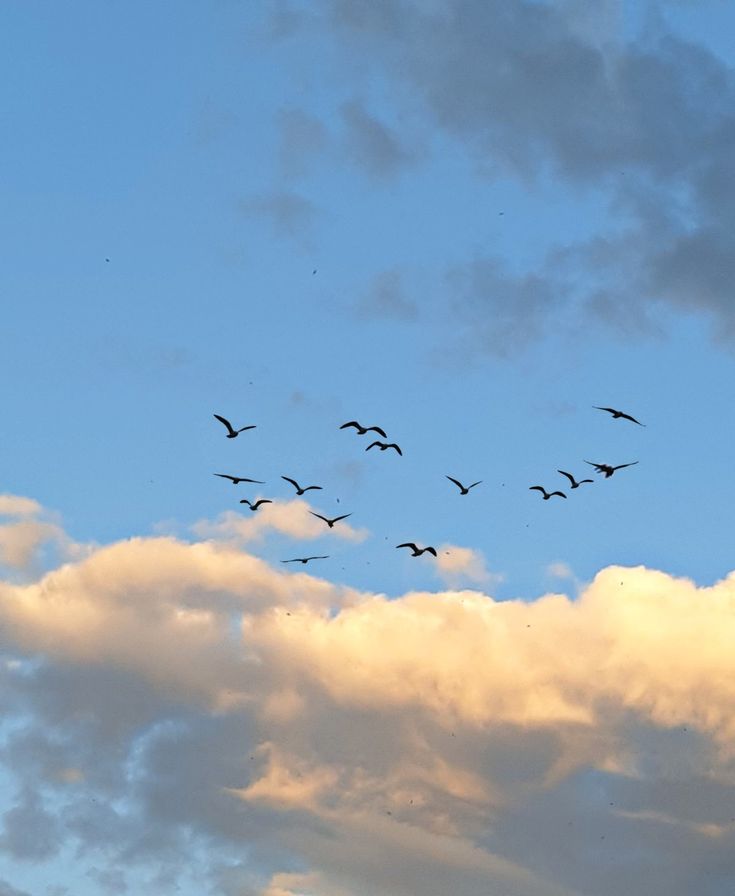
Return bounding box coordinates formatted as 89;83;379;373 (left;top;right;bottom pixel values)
584;461;639;478
557;470;593;489
281;556;329;564
340;421;387;437
366;441;402;456
309;511;352;528
446;476;482;495
281;476;322;495
213;414;256;438
396;543;437;557
239;499;272;511
594;407;645;426
214;474;265;485
529;486;566;500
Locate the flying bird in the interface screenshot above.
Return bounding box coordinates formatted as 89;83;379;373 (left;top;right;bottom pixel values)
214;474;265;485
446;476;482;495
594;407;645;426
366;441;402;456
281;476;322;495
309;511;352;528
340;421;387;437
557;470;593;489
584;461;639;478
281;556;329;564
396;543;437;557
213;414;256;438
529;486;566;500
239;499;272;511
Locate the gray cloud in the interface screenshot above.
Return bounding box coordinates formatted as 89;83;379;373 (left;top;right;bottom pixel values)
277;108;328;179
239;191;320;248
341;99;414;179
356;268;417;321
0;880;32;896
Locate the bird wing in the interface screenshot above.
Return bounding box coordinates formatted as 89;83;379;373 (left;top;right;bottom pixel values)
340;421;361;431
365;441;381;451
557;470;575;486
308;556;329;561
468;481;482;490
214;414;235;435
367;426;387;438
253;500;273;509
584;461;604;470
237;425;256;432
309;512;329;523
529;486;546;493
214;473;235;481
446;476;464;490
550;491;567;499
331;514;352;523
281;559;297;563
239;499;252;507
281;476;300;490
580;479;594;484
424;547;438;557
396;543;418;551
594;407;617;415
612;462;639;470
388;443;402;455
620;413;644;425
302;485;322;491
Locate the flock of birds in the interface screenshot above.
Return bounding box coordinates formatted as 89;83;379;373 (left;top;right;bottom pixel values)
211;405;643;566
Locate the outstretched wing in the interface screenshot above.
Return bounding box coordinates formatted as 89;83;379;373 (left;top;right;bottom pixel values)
584;460;604;470
529;486;546;494
237;425;256;433
467;481;482;490
387;443;402;456
594;407;617;416
557;470;575;486
214;473;236;482
281;476;300;490
365;441;381;452
302;485;322;492
366;425;387;438
550;491;567;499
612;461;639;471
424;547;438;557
446;476;464;491
252;499;273;509
214;414;235;435
620;412;644;426
396;543;418;551
306;556;329;561
309;511;329;524
331;513;352;523
340;421;362;431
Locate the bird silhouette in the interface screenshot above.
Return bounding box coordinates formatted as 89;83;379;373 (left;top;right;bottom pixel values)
584;461;639;478
309;511;352;528
214;414;256;438
446;476;482;495
281;556;329;564
557;470;593;489
214;474;265;485
594;407;645;426
340;421;387;437
239;499;272;511
281;476;322;495
366;441;402;456
396;543;437;557
529;486;566;500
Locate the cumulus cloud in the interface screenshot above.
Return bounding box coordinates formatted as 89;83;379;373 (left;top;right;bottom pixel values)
4;498;735;893
432;544;500;586
0;494;88;575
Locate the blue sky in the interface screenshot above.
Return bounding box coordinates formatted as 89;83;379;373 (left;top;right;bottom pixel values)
2;2;735;895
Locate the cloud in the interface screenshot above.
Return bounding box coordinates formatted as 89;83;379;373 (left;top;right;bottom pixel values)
281;1;735;346
0;496;42;518
355;268;418;321
278;108;328;179
192;500;369;545
0;494;88;575
433;544;501;586
5;505;735;892
239;191;320;247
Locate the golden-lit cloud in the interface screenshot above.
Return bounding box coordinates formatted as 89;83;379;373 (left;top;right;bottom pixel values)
432;543;502;586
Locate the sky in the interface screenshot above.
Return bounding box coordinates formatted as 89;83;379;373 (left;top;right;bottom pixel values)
2;1;735;893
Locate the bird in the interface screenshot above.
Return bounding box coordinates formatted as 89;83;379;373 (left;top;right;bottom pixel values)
366;441;402;456
239;499;272;511
446;476;482;495
584;461;639;478
309;511;352;528
557;470;593;489
214;474;265;485
281;476;322;495
340;421;387;438
281;556;329;564
594;407;645;426
213;414;256;438
529;486;566;500
396;543;437;557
